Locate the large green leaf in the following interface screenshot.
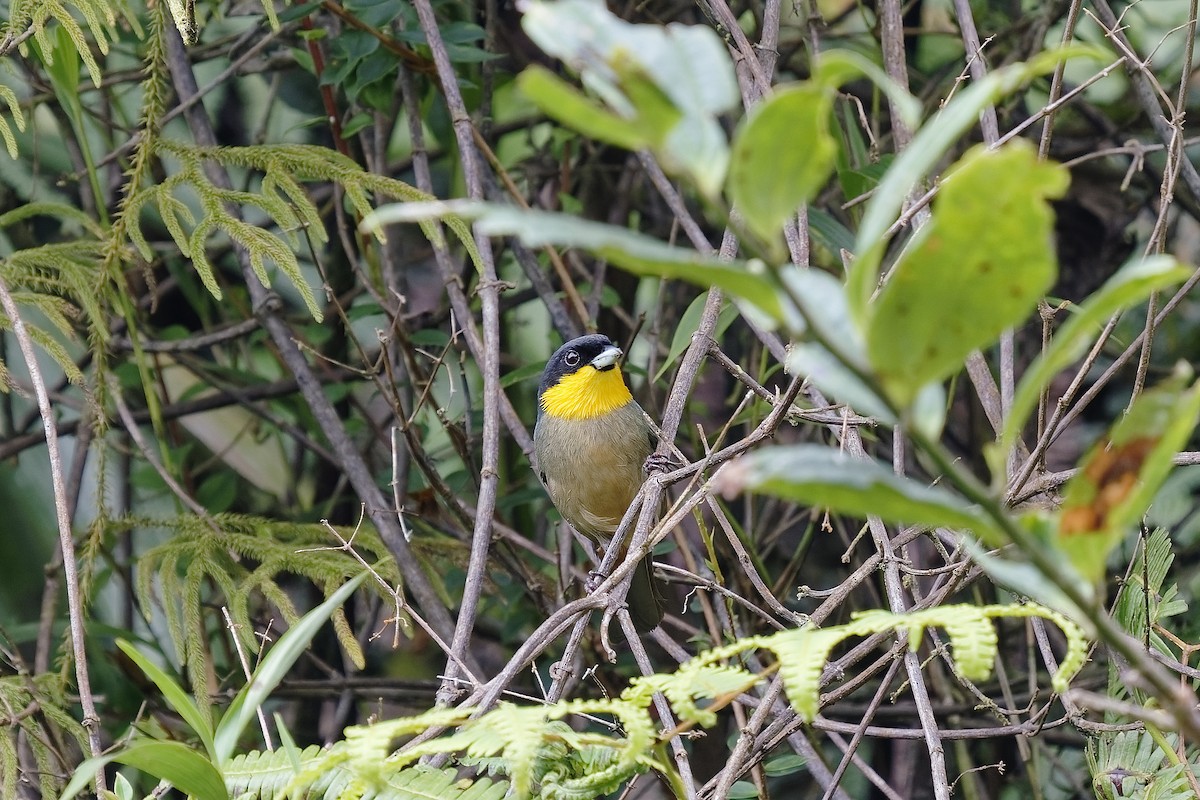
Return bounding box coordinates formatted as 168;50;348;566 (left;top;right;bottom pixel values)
779;266;893;419
59;741;228;800
362;201;794;325
865;141;1068;407
116;639;217;760
847;47;1101;317
998;255;1190;457
713;444;1000;539
728;85;838;244
1055;370;1200;582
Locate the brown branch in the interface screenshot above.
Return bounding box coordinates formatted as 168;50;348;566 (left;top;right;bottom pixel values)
0;278;104;789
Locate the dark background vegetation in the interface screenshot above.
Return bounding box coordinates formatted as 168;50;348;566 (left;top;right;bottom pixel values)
3;0;1200;798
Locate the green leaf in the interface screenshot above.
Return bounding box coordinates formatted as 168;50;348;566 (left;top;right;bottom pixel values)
998;255;1190;456
847;48;1099;317
813;50;920;131
865;141;1068;407
807;207;855;255
60;741;228;800
729;781;760;798
214;572;368;764
116;639;217;760
362;201;793;325
787;340;893;420
763;754;808;778
518;0;736;195
517;67;650;152
1055;369;1200;583
960;536;1094;630
713;444;1000;539
656;294;737;381
111;773;133;800
780;266;892;420
520;0;737;117
661;110;728;198
728;85;837;244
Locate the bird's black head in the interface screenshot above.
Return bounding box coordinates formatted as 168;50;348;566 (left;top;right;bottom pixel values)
537;334;622;397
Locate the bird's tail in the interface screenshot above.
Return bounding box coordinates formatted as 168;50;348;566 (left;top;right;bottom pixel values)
628;556;665;632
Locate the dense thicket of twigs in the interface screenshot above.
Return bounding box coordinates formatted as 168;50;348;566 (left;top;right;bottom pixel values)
4;0;1200;798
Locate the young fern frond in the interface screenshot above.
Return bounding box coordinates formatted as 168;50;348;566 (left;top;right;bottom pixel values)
226;745;510;800
315;603;1087;800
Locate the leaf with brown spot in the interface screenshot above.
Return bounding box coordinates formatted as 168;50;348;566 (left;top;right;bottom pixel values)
1054;370;1200;582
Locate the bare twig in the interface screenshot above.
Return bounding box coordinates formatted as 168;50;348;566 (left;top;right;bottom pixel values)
161;20;471;668
0;277;104;789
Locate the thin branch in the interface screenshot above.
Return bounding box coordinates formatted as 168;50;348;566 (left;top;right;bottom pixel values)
0;277;104;789
161;19;472;668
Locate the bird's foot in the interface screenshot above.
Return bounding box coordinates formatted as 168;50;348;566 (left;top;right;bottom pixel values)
585;569;608;595
643;452;678;475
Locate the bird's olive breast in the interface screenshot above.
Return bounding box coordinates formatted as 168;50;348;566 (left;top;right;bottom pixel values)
533;401;653;540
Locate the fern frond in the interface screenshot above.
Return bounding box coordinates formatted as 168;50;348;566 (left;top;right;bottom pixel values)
0;82;26;159
14;0;118;88
765;627;842;722
0;674;88;798
341;707;477;784
1088;730;1199;800
123;138;484;324
677;602;1087;722
627;662;758;727
115;513;405;712
1115;528;1185;667
0;238;101;387
226;744;511;800
272;603;1088;800
0;202;99;236
106;0;171;275
6;240;107;332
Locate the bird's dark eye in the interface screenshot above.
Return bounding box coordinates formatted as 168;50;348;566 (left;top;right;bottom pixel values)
564;350;580;367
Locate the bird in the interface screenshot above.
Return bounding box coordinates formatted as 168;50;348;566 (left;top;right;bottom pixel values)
534;333;665;632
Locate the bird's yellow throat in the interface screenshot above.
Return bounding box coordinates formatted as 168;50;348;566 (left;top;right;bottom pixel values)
540;366;634;420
